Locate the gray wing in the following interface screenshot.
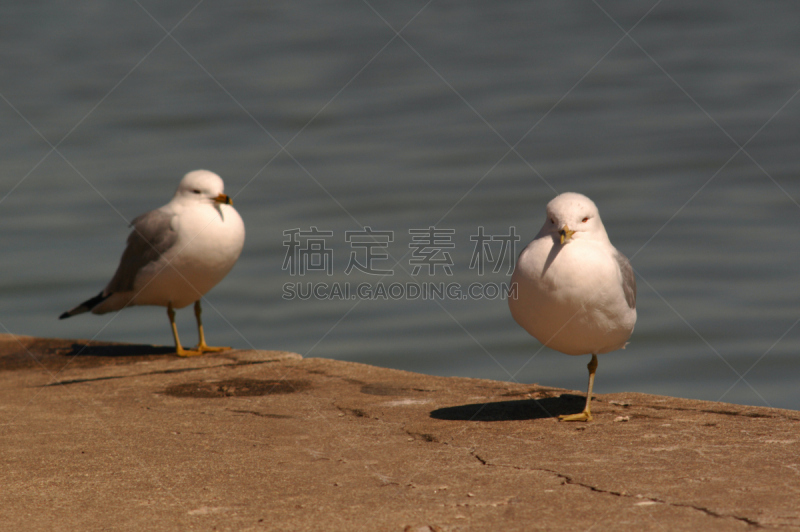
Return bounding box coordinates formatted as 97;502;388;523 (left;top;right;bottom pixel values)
104;209;178;293
614;250;637;309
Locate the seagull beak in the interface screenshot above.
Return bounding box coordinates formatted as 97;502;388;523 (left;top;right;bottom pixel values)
559;225;575;245
214;193;233;206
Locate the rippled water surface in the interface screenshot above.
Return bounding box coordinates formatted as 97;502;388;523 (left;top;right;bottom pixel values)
2;2;800;410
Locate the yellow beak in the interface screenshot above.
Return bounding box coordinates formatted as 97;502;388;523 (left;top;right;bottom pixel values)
559;225;574;245
214;193;233;206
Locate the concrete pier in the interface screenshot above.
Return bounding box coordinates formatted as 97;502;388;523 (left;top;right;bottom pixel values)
1;334;798;531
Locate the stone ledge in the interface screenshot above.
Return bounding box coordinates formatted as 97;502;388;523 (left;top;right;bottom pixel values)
1;334;798;531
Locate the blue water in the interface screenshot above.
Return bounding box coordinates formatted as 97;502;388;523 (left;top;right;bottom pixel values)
2;1;800;410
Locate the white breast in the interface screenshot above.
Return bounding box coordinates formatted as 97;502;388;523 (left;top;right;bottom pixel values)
131;202;245;309
509;236;636;355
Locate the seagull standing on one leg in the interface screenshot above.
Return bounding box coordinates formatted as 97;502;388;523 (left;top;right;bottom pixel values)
509;192;636;421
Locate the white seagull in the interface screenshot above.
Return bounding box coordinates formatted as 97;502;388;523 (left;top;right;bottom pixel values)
60;170;246;357
509;192;636;421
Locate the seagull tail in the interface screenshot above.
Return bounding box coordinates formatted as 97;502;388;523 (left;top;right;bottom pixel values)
59;291;111;319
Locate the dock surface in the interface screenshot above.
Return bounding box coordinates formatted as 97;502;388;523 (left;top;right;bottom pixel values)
1;334;798;531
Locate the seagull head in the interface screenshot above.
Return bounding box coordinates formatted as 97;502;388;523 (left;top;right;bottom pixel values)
541;192;608;245
175;170;233;206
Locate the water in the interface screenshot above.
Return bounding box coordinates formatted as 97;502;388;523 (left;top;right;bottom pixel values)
2;1;800;410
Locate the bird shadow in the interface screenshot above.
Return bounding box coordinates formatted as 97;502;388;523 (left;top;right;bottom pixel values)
62;343;176;358
430;394;586;422
0;339;178;372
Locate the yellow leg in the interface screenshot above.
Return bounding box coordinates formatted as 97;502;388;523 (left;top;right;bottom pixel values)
168;302;201;357
193;300;231;353
559;354;598;422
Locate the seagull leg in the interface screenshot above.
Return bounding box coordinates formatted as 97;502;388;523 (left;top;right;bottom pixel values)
559;354;598;422
169;302;201;357
193;300;231;353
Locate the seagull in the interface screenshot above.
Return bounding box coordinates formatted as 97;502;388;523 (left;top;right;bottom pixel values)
509;192;636;421
60;170;246;357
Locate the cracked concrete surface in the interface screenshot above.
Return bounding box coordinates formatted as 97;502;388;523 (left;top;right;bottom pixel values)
1;334;799;531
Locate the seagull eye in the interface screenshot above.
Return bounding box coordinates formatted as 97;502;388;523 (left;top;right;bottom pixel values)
582;217;589;223
192;189;201;194
550;218;555;224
